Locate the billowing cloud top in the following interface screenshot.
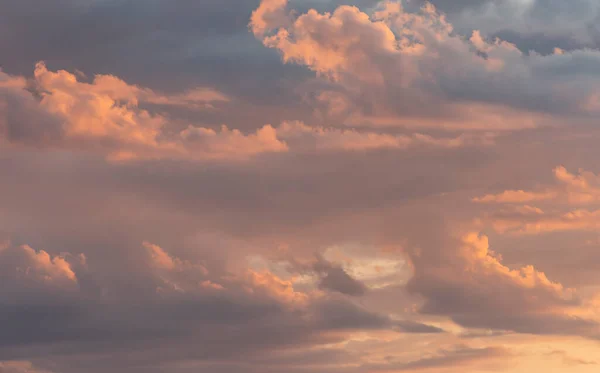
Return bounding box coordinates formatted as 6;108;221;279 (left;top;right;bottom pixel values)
2;1;600;372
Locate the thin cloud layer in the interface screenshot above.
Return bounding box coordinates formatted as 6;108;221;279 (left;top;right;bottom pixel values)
474;166;600;234
475;166;600;206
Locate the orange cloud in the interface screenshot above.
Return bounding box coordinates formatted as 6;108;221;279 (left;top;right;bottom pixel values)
0;243;84;292
3;63;498;162
474;190;557;204
474;166;600;235
406;230;597;335
180;124;288;160
246;269;309;307
474;166;600;206
250;0;289;37
2;64;286;161
251;0;597;132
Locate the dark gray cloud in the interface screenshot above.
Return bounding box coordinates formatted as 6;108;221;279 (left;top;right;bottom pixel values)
410;0;493;13
423;0;600;53
318;264;368;296
287;254;369;296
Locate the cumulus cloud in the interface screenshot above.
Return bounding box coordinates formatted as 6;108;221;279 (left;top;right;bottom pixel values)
0;70;64;145
180;124;288;160
1;64;495;162
250;0;289;37
0;65;285;161
252;0;600;130
0;243;83;296
406;231;599;335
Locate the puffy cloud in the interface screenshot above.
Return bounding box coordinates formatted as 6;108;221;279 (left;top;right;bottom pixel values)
0;70;64;146
2;64;495;162
406;231;599;335
252;0;600;130
0;65;286;161
250;0;289;37
180;124;288;160
0;243;83;295
33;62;166;150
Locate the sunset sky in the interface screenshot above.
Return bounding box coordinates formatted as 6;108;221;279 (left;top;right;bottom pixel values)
2;0;600;372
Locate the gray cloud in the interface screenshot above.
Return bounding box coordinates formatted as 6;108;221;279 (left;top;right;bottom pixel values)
0;239;441;373
0;0;313;134
252;0;600;132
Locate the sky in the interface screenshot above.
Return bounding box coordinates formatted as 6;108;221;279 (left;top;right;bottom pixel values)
2;0;600;372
